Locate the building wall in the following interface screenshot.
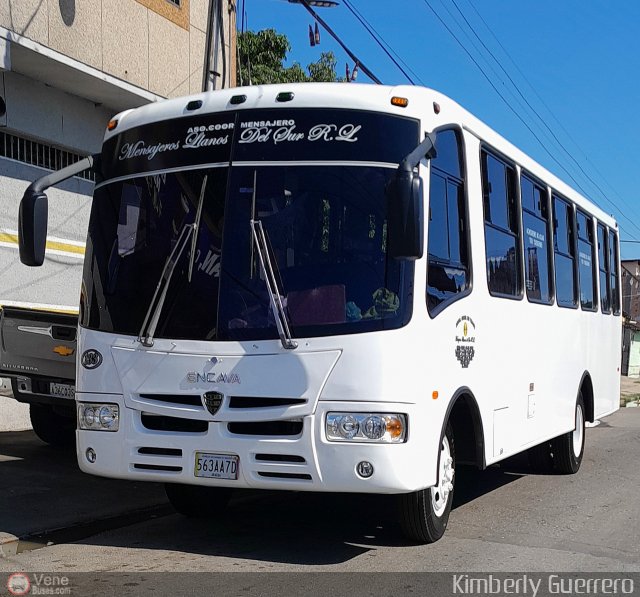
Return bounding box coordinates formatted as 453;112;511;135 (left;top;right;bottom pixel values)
2;71;112;154
0;0;236;99
622;328;640;378
0;0;236;311
622;260;640;321
0;156;91;309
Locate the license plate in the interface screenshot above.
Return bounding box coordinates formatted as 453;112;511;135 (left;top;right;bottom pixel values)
194;452;239;480
50;382;75;399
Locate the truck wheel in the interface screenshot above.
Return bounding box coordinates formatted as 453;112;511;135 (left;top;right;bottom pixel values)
165;483;232;518
552;394;586;474
29;403;76;448
397;422;455;543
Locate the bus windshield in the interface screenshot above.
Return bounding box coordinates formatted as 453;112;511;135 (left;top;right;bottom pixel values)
80;108;418;342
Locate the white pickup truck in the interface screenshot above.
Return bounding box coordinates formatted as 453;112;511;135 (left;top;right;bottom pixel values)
0;305;77;446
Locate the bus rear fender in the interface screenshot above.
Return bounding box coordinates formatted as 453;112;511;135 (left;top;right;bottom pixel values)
579;371;595;423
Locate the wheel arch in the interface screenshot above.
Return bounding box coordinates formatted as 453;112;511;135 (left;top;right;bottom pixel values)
436;387;486;483
579;371;595;423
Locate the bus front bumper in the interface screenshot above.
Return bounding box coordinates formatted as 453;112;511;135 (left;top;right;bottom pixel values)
76;395;439;494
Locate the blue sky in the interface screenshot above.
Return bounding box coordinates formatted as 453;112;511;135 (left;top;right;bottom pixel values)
241;0;640;259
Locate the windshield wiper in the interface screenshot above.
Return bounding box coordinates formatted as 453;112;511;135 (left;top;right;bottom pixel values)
138;223;194;347
250;219;297;350
188;174;208;282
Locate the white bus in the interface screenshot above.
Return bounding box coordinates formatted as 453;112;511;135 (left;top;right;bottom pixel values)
18;83;621;543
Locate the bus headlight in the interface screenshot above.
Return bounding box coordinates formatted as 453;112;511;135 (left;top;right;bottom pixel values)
326;413;407;443
78;403;119;432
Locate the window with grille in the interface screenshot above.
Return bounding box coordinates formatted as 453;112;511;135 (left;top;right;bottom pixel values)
0;131;94;182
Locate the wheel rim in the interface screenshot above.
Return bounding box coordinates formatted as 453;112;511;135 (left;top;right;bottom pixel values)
431;435;454;517
572;404;584;458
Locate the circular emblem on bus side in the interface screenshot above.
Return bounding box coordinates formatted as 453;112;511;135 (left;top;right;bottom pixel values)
81;349;103;370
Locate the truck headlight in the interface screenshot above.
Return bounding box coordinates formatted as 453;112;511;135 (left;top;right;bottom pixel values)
78;403;119;432
326;413;407;443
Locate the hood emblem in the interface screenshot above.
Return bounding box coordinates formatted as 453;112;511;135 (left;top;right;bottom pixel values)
203;391;224;416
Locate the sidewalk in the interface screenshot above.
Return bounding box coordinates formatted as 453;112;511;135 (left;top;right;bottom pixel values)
620;375;640;402
0;378;31;432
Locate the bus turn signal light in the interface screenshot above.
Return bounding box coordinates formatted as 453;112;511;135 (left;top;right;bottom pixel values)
391;96;409;108
107;119;118;131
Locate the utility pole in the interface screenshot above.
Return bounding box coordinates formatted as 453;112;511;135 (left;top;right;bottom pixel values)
202;0;237;92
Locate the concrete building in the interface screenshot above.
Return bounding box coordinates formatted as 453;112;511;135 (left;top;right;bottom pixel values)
0;0;236;309
621;260;640;377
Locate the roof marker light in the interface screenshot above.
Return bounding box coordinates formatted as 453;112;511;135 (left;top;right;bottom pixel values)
276;92;295;103
391;96;409;108
433;102;441;114
107;119;118;131
186;100;203;111
230;94;247;105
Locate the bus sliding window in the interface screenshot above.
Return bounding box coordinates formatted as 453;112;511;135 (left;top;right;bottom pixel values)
427;129;469;315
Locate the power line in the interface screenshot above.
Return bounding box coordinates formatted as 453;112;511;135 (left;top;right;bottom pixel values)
422;0;640;240
342;0;418;85
419;0;591;197
460;0;640;240
294;0;383;84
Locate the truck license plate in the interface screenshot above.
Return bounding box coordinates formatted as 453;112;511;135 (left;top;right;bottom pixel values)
50;383;75;399
194;453;239;480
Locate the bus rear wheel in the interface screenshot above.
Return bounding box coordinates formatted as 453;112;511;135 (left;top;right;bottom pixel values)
164;483;232;518
552;394;586;474
527;440;554;473
397;422;455;544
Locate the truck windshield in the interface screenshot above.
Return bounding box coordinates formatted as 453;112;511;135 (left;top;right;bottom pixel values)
80;107;419;341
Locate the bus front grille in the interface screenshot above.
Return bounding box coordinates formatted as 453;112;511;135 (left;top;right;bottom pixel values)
141;413;208;433
227;420;303;437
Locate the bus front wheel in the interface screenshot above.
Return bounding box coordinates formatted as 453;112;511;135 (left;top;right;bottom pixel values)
397;422;455;544
164;483;232;518
29;403;76;448
552;394;586;474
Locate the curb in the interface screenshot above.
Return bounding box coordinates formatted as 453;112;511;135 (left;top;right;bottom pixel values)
0;532;19;558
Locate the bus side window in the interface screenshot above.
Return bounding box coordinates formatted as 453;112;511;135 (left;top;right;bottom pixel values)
552;195;577;308
481;150;521;297
521;173;552;304
597;223;610;314
609;228;621;315
426;129;470;315
576;210;597;311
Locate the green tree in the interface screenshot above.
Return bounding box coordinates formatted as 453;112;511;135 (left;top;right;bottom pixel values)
237;29;342;86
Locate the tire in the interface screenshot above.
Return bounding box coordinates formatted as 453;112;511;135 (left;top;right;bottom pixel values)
397;422;455;544
552;393;586;474
527;440;554;473
29;403;76;448
165;483;232;518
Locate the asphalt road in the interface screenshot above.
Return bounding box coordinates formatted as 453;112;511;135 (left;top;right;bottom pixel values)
0;408;638;576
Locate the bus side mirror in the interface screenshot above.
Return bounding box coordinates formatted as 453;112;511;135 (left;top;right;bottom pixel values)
19;188;48;266
387;170;423;260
